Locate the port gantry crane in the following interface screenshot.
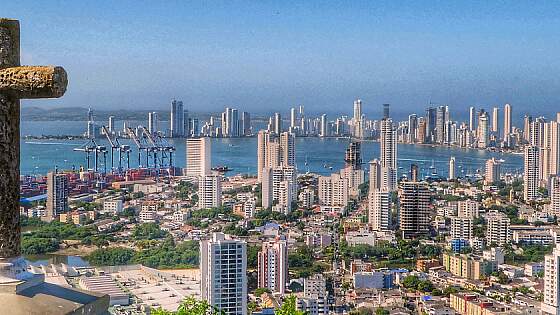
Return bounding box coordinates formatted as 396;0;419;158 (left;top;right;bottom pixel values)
101;125;131;173
73;138;108;173
125;127;151;169
139;127;176;180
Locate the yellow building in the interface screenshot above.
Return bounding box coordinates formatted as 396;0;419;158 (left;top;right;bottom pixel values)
450;292;511;315
443;253;496;280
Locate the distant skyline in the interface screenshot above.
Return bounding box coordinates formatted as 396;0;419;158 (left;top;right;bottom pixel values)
9;1;560;117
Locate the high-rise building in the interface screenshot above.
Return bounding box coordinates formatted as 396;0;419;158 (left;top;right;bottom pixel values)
380;116;397;191
279;132;296;167
449;156;456;180
290;107;297;130
185;137;211;177
458;200;479;218
353;99;363;139
345;141;362;170
503;104;512;139
435;105;447;144
486;212;511;246
368;190;391;231
469;106;476;131
399;181;431;239
369;159;381;192
200;233;247;315
274;112;282;135
544;245;560;315
524;145;541;202
491;107;499;138
544;121;560;177
231;108;240;137
425;106;437;143
477;111;489;148
298;275;328;315
450;217;473;240
198;175;222;209
408;114;418;143
107;115;115;133
170;99;185;137
417;117;427;144
46;172;69;221
524;115;533;144
319;114;328;137
262;166;297;213
318;173;349;208
485;158;501;185
258;237;288;294
148;111;158;134
241;111;251;136
410;164;419;182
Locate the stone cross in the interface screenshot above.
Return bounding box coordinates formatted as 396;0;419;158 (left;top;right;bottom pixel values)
0;18;67;281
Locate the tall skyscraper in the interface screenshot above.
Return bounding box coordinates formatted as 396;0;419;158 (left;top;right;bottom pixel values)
469;106;476;131
484;158;501;185
170;99;184;137
200;233;247;315
408;114;418;143
426;106;437;142
274;112;282;135
399;181;431;239
410;164;419;182
231;108;240;137
524;145;541;202
148;111;158;134
435;105;446;144
241;111;251;136
345;141;362;170
524;115;533;143
319;114;328;137
477;111;489;148
369;159;381;192
46;172;69;221
258;237;288;294
380;113;397;191
353;99;363;139
185;137;211;177
544;121;560;177
491;107;499;138
107;115;115;133
368;190;391;231
503;103;512;139
279;132;296;167
383;103;390;119
290;107;297;129
449;156;456;180
198;175;222;209
417;117;427;144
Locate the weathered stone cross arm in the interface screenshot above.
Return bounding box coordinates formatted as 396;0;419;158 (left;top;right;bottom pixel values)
0;66;67;99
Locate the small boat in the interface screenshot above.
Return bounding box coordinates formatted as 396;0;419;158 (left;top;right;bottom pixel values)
212;166;232;172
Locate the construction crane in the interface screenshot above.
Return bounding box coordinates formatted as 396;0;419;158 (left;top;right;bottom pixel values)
101;125;131;173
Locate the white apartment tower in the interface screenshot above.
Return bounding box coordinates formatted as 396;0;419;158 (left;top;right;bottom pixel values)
200;233;247;315
198;175;222;209
369;159;382;192
257;131;295;181
478;111;489;148
318;173;349;208
186;137;211;177
485;157;501;185
449;156;456;180
258;237;288;294
368;190;391;231
262;166;297;213
503;103;512;138
450;217;474;240
524;145;541;202
543;245;560;315
380;117;397;191
486;212;511;246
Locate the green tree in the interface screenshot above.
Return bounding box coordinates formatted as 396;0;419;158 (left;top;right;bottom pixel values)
275;295;306;315
375;308;389;315
151;297;224;315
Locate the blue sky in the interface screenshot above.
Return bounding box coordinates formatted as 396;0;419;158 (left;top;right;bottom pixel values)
8;1;560;118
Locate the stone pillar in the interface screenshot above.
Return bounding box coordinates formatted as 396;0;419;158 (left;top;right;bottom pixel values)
0;19;22;260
